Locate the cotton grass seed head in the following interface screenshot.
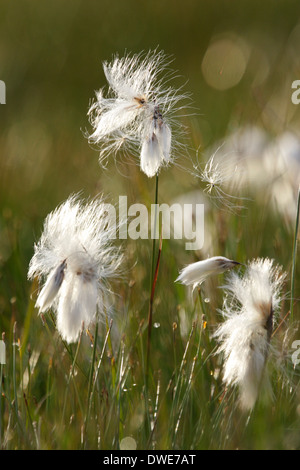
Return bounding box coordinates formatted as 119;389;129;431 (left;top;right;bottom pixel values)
214;257;286;411
175;256;241;291
28;194;124;344
87;49;189;178
193;147;247;213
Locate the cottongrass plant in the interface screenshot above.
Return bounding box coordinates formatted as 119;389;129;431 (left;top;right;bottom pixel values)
176;256;241;291
28;194;124;344
87;49;189;178
214;258;286;411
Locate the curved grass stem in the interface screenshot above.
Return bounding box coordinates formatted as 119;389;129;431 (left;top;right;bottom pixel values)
290;186;300;322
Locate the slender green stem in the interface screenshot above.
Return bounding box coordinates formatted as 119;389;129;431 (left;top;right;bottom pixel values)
46;311;87;378
23;391;37;448
104;311;116;390
46;357;52;418
61;330;83;424
0;363;3;448
12;322;18;418
83;321;99;447
0;332;5;448
146;174;159;382
170;322;196;446
151;174;159;280
90;320;112;407
291;186;300;322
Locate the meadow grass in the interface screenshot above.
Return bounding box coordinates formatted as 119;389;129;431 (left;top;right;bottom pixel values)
0;168;299;450
0;4;300;448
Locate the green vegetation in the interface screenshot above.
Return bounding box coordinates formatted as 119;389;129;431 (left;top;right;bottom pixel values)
0;0;299;450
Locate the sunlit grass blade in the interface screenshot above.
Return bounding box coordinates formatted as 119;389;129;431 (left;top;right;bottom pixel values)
12;322;19;420
61;327;83;424
290;186;300;321
146;231;163;384
82;321;99;448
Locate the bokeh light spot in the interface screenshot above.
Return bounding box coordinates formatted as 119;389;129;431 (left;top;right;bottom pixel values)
119;436;137;450
201;35;249;90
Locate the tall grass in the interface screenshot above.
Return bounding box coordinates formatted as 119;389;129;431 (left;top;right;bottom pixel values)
290;187;300;322
0;6;300;448
0;176;299;450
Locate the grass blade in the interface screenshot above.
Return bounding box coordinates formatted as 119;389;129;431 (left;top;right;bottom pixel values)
290;185;300;321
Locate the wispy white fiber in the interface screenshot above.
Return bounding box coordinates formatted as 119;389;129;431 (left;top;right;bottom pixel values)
193;147;247;213
87;49;189;177
28;194;124;344
175;256;240;291
214;258;286;411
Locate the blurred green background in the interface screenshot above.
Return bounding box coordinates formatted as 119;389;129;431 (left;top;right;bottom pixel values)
0;0;300;450
1;0;300;329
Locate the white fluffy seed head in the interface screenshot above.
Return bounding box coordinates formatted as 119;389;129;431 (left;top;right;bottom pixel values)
193;148;248;213
214;257;286;410
175;256;240;291
28;194;124;343
87;49;189;177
